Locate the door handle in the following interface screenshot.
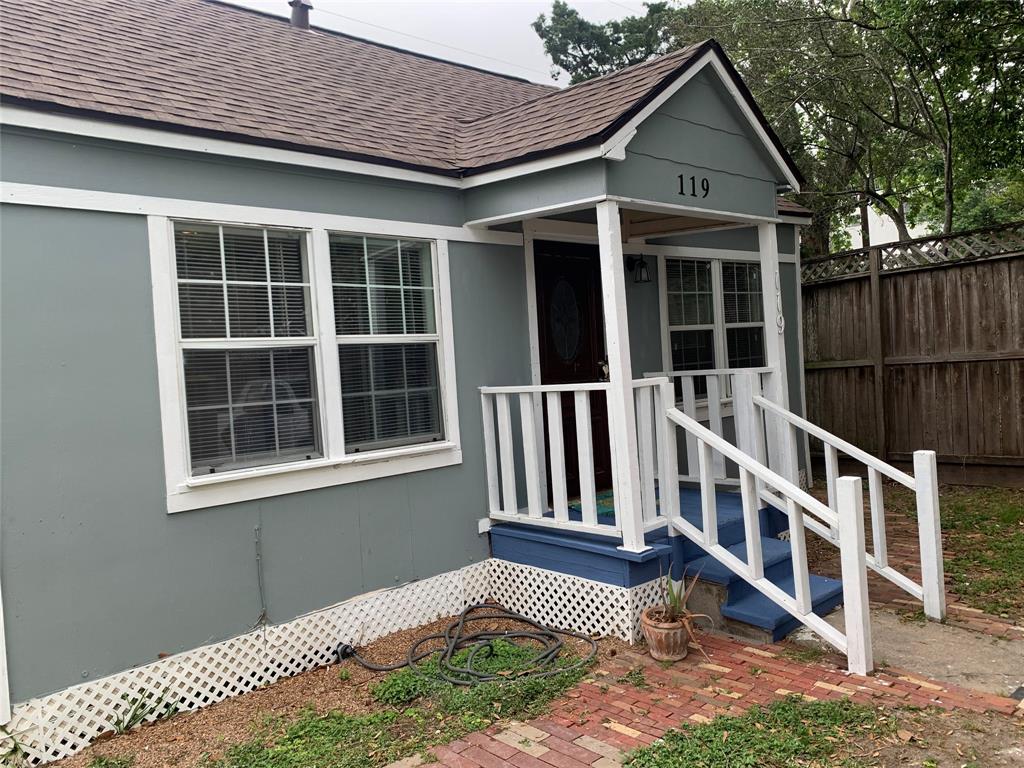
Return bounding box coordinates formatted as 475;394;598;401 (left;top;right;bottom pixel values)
598;358;610;382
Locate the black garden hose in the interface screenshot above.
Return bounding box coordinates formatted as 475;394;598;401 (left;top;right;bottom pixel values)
335;603;597;686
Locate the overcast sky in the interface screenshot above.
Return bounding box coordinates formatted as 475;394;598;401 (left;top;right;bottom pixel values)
229;0;646;85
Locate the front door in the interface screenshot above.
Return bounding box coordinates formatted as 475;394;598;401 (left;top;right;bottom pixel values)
534;241;613;497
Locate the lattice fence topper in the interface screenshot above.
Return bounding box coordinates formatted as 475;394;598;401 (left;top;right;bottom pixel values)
801;220;1024;284
5;559;656;765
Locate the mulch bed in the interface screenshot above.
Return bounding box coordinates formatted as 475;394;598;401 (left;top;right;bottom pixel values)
58;612;626;768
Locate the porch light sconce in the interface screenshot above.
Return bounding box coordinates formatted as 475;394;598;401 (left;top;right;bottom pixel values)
625;255;652;284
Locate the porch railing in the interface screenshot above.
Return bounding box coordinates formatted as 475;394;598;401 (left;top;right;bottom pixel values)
479;378;673;543
751;391;945;619
663;404;873;674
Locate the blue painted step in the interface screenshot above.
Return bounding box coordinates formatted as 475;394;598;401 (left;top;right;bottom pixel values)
677;487;844;642
722;575;844;640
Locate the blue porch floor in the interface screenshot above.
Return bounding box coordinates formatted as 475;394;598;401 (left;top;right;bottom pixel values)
489;486;844;641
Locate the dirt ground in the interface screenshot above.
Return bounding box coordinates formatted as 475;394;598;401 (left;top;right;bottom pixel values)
871;707;1024;767
58;613;624;768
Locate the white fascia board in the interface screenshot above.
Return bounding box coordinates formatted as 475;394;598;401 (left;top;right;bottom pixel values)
463;195;608;229
607;195;780;225
599;51;803;193
0;106;463;189
2;182;524;246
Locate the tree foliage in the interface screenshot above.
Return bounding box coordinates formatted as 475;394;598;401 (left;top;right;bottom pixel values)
532;0;1024;251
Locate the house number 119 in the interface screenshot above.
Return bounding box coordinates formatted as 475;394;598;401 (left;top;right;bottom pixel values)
679;174;710;198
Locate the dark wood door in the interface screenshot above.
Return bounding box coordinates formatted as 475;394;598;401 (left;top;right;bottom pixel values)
534;241;613;496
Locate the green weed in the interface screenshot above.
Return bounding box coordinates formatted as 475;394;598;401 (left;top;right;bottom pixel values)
626;696;887;767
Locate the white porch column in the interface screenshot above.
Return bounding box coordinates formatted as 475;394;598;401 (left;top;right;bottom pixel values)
758;222;799;485
595;200;648;553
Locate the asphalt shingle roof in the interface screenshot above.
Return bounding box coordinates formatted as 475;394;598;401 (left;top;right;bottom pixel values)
0;0;801;185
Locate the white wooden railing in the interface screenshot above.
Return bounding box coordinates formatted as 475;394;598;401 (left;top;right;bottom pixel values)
751;391;945;619
479;378;674;544
663;405;874;674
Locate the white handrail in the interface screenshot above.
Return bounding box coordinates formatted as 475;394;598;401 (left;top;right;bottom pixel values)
753;394;916;489
480;382;610;394
647;367;773;378
666;407;838;528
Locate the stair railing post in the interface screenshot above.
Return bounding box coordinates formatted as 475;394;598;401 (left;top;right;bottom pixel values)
914;450;946;620
837;476;873;675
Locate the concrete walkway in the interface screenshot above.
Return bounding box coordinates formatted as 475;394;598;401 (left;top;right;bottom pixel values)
405;633;1021;768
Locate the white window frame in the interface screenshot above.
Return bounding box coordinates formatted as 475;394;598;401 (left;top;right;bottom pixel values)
149;216;461;513
660;254;766;381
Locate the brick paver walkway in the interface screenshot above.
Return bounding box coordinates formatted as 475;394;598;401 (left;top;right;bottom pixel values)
403;633;1022;768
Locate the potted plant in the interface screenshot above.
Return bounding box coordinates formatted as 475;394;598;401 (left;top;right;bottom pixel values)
640;565;711;662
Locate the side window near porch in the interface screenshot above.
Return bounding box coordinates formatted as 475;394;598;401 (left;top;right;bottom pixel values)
664;257;766;398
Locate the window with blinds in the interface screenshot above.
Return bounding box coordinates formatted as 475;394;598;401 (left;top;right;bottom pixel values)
663;257;766;397
174;223;322;474
722;262;766;368
666;259;715;396
329;234;444;451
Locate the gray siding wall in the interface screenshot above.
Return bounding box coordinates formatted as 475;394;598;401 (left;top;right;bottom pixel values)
0;128;466;226
605;71;782;218
0;116;803;701
0;194;529;702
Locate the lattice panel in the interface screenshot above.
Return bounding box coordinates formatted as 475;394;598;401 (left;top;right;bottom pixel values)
485;560;634;641
8;564;489;765
8;558;659;765
802;221;1024;284
627;579;666;643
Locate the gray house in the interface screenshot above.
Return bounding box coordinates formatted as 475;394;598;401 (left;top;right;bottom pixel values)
0;0;946;762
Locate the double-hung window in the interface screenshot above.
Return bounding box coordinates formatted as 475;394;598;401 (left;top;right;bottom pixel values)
329;235;443;452
175;223;322;474
663;256;766;397
159;219;458;512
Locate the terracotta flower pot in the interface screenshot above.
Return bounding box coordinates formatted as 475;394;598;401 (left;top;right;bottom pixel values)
640;605;690;661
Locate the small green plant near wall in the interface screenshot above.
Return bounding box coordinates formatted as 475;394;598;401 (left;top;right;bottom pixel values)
625;697;888;768
87;757;135;768
205;639;591;768
1;725;29;768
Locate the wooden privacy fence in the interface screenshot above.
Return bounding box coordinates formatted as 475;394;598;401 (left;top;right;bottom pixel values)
801;221;1024;471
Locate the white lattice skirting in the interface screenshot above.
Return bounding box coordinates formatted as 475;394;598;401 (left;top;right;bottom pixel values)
4;559;663;764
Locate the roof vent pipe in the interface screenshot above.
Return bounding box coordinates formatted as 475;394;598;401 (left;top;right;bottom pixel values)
289;0;312;29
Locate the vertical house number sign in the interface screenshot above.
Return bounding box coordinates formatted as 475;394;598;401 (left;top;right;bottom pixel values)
678;174;710;198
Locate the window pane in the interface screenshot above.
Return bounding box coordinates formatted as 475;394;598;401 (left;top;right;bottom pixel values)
370;287;405;333
666;259;713;326
267;230;306;283
670;329;715;398
174;222;310;339
366;238;401;285
227;284;271;337
400;241;433;287
722;263;763;324
178;283;226;338
183;347;321;474
222;228;266;282
338;342;442;451
727;326;766;368
329;235;366;284
175;225;221;280
329;234;435;335
334;286;370;334
272;285;311;337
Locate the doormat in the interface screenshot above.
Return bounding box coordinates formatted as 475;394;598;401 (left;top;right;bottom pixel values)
568;489;617;518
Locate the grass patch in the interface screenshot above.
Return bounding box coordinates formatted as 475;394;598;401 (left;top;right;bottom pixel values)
930;487;1024;620
617;667;650;689
781;644;826;664
204;639;589;768
625;696;888;767
88;758;135;768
